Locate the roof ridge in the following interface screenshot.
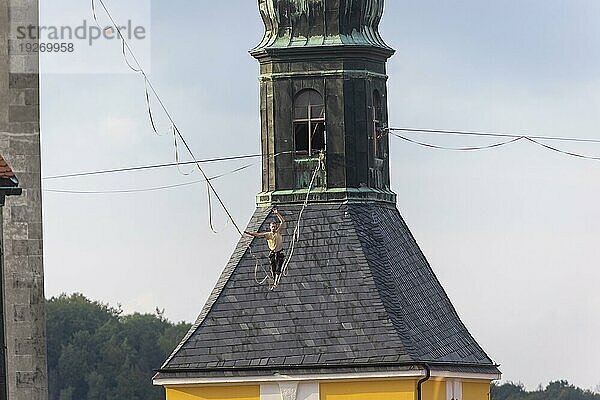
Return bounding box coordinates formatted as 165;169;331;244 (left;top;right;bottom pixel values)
334;203;415;363
390;210;496;365
347;203;419;360
377;206;495;365
374;205;421;358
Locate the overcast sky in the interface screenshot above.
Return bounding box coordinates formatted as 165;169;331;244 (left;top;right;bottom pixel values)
39;0;600;391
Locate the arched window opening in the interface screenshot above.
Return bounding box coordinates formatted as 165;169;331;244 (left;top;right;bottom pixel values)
372;90;385;159
294;89;326;157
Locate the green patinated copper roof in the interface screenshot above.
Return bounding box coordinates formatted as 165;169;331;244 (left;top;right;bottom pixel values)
253;0;393;52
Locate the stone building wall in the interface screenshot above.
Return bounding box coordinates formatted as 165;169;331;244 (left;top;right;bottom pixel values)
0;0;48;399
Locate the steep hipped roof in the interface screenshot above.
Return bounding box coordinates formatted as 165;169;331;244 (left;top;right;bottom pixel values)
156;202;499;379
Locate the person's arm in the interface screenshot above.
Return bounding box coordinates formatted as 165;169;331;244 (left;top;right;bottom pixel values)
245;231;267;238
274;208;285;233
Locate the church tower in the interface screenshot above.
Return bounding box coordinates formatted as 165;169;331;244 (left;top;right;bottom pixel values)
252;0;395;204
155;1;500;400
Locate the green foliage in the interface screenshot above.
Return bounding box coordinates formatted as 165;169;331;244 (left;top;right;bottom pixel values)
492;381;600;400
47;293;191;400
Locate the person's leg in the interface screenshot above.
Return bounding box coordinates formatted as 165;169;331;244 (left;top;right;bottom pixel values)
269;252;277;277
275;252;285;285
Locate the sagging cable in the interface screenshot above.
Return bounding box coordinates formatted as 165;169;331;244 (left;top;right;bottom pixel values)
144;76;170;136
390;132;525;151
44;163;257;195
92;0;250;243
122;39;143;73
525;137;600;161
172;127;195;176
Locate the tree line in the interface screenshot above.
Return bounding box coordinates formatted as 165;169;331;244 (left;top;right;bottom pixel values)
492;381;600;400
47;293;190;400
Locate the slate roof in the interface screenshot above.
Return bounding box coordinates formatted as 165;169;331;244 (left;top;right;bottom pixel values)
156;202;499;379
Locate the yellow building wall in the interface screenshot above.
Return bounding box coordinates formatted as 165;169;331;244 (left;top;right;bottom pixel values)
165;385;260;400
422;380;446;400
321;379;417;400
163;379;491;400
463;382;491;400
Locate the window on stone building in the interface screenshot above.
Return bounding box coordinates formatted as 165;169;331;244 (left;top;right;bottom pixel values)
294;89;326;157
372;89;385;159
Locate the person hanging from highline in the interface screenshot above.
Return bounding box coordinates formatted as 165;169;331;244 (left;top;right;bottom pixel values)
245;208;286;288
